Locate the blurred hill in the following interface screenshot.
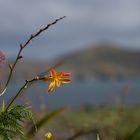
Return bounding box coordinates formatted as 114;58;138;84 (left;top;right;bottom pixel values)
63;43;140;79
3;43;140;80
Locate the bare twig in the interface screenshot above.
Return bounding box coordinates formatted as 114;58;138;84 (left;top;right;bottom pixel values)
0;16;66;96
22;16;66;48
5;77;43;111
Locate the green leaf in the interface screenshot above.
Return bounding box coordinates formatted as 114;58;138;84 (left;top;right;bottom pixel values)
1;99;5;112
0;105;36;140
128;125;140;140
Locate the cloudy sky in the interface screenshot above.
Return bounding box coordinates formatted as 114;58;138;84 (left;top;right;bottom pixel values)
0;0;140;59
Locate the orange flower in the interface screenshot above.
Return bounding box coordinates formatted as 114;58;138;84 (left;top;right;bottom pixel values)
44;69;71;93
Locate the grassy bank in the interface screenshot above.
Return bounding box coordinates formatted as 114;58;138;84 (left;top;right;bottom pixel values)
34;106;140;140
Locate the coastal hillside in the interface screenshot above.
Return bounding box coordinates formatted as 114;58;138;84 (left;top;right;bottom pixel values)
63;44;140;78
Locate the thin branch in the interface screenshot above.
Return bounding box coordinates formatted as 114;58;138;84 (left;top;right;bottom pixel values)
23;16;66;48
0;16;66;96
5;77;41;112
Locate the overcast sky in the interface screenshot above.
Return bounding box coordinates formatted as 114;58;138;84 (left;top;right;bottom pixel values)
0;0;140;59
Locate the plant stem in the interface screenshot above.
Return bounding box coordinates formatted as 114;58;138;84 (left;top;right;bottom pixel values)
5;78;37;111
6;47;23;88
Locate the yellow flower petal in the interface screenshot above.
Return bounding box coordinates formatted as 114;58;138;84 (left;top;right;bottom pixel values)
62;72;71;76
48;80;55;92
59;78;71;84
56;80;61;87
57;72;63;77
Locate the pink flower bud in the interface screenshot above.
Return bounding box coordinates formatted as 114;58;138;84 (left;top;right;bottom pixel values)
0;51;5;64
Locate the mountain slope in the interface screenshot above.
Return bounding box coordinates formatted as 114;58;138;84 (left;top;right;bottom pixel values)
64;44;140;77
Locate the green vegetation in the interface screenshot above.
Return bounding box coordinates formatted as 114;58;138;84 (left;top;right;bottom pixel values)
0;105;35;140
42;107;140;140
